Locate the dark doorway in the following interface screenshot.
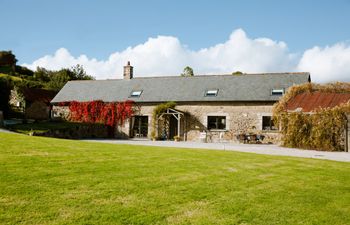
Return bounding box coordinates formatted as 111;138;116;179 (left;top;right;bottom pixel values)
169;115;178;139
130;116;148;138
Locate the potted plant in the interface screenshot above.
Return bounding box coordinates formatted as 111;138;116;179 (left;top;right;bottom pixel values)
151;131;156;141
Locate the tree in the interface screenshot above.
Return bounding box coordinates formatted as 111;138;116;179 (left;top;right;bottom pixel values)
15;66;34;77
0;77;12;118
0;51;17;74
71;64;94;80
181;66;194;77
232;71;243;75
47;69;71;91
0;51;17;66
45;65;94;91
33;67;51;82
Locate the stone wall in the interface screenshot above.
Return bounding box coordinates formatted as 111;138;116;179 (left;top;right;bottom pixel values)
53;101;280;143
119;102;280;143
52;105;70;120
9;87;25;112
346;114;350;152
25;101;50;120
177;102;279;143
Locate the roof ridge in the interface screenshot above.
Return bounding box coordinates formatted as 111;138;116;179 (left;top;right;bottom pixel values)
68;72;310;82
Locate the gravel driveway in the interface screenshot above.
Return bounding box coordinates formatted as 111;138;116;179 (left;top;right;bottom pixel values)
1;128;348;162
84;139;350;162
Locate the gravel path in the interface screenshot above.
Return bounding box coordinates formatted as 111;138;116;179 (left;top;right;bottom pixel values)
0;128;14;133
1;128;348;162
84;139;350;162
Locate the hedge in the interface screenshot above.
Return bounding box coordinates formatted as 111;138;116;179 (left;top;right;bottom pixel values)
273;82;350;151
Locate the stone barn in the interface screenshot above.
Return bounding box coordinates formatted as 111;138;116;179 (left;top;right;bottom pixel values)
9;87;57;120
51;62;310;143
283;90;350;151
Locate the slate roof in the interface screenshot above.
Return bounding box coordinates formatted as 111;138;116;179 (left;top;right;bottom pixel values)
286;91;350;112
51;73;310;104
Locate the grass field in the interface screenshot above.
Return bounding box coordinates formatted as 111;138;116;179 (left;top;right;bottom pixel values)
0;132;349;225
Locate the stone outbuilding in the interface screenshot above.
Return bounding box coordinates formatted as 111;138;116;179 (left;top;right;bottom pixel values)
284;91;350;151
9;87;57;120
51;62;310;143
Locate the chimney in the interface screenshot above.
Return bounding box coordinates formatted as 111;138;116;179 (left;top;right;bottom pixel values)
123;61;133;79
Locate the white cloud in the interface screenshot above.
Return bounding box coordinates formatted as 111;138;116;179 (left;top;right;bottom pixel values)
22;29;350;83
297;43;350;83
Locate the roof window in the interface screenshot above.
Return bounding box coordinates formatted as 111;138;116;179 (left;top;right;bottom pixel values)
205;89;219;97
130;90;142;97
271;89;284;95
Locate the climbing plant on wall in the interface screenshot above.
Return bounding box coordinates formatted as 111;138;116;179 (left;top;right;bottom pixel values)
151;101;176;139
273;82;350;151
61;100;135;137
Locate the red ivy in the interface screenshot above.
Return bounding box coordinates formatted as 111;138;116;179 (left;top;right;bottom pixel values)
65;100;135;128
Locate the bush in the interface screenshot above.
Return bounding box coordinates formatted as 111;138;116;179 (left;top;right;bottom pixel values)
273;82;350;151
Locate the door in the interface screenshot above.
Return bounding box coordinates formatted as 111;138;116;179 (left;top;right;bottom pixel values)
169;115;178;139
130;116;148;138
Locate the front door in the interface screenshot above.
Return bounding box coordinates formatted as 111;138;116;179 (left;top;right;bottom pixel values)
130;116;148;138
169;115;178;139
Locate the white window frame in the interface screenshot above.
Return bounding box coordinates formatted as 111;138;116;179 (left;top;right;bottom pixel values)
130;90;143;98
205;89;219;97
258;113;278;131
204;113;229;131
271;88;284;95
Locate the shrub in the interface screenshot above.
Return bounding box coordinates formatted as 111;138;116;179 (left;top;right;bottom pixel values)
273;82;350;151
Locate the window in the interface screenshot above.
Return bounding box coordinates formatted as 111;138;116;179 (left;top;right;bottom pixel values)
207;116;226;130
262;116;277;130
205;89;218;97
130;90;142;97
271;88;284;95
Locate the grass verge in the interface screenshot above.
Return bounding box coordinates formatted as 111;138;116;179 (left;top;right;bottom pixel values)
0;132;349;224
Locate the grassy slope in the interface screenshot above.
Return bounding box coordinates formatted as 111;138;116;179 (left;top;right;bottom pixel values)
0;73;22;82
0;132;349;225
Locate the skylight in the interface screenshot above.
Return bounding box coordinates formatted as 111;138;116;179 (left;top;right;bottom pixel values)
130;90;142;97
205;89;219;97
271;89;284;95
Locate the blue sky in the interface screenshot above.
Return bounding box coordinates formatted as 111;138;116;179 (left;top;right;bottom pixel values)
2;0;350;82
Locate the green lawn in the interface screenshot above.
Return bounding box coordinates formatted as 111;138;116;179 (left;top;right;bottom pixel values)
0;132;349;225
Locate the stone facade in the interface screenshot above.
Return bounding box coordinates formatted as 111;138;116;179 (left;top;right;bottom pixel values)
52;105;70;120
25;101;51;120
346;114;350;152
54;101;280;143
9;87;56;120
9;87;25;112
